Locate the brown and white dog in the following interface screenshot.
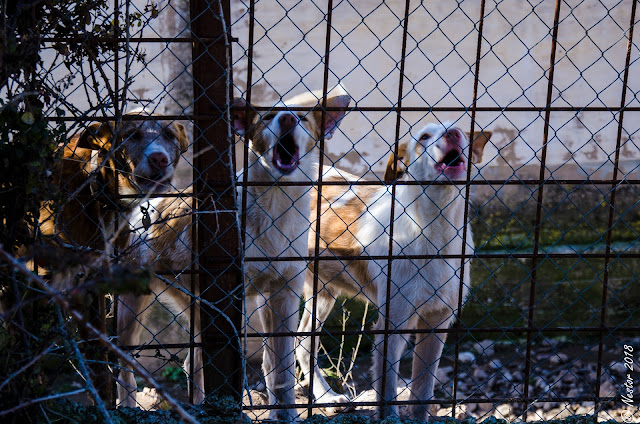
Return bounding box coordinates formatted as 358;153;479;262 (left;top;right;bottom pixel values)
38;117;189;253
119;87;351;420
296;122;490;419
117;192;198;407
29;116;188;406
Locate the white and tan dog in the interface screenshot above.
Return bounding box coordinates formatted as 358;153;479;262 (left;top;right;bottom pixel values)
296;122;490;420
119;87;351;421
236;86;350;421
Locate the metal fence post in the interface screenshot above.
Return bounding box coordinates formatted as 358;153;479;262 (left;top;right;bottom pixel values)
190;0;242;400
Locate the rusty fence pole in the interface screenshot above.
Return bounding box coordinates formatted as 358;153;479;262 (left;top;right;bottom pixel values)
191;0;243;400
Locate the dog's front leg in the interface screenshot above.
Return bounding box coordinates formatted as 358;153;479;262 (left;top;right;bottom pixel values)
407;315;454;421
371;307;411;418
257;285;300;422
116;292;155;407
296;280;350;409
183;299;204;404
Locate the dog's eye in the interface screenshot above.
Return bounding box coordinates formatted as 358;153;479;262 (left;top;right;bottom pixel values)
125;130;143;141
420;133;432;141
163;128;175;140
263;113;276;121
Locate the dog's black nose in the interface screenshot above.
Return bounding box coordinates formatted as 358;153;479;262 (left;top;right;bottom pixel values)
148;152;169;170
278;113;297;131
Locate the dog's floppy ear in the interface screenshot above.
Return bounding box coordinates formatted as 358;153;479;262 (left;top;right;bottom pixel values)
284;85;351;140
231;98;257;136
171;122;189;153
466;130;492;164
316;85;351;140
384;143;408;183
76;122;114;150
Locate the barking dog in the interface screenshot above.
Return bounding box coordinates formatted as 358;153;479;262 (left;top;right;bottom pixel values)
38;117;189;253
236;87;350;421
296;122;490;419
120;87;351;420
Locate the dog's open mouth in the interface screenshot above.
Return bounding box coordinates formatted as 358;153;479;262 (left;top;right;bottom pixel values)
272;133;299;174
435;148;465;175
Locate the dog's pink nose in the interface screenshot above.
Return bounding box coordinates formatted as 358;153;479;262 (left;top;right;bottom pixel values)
446;128;463;145
278;113;297;130
148;152;169;170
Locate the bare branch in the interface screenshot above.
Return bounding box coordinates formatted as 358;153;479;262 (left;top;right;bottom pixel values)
0;341;57;392
0;91;40;113
0;245;200;424
0;388;88;417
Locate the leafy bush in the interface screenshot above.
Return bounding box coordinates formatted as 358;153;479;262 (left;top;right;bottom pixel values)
0;0;155;421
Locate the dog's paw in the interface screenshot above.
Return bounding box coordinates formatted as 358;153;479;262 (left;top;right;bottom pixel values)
268;407;299;423
294;384;308;397
317;392;352;414
116;394;137;409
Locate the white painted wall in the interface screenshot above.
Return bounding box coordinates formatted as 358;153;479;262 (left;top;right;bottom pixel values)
43;0;638;182
228;0;639;180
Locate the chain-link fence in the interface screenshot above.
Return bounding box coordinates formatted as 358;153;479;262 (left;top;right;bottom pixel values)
1;0;639;423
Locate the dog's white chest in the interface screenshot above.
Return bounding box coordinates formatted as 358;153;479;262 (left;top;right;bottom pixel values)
243;186;311;291
358;188;470;313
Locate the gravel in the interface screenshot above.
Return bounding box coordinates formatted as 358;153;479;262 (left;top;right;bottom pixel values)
241;337;640;421
458;351;476;364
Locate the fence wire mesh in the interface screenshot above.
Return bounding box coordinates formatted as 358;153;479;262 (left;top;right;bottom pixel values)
0;0;639;423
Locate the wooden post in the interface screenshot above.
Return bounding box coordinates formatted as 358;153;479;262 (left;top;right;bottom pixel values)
190;0;242;400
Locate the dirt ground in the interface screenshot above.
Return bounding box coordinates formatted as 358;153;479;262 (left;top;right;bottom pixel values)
128;311;638;423
240;336;638;422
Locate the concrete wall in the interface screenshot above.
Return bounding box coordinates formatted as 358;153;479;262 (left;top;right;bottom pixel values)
42;0;639;182
229;0;639;180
